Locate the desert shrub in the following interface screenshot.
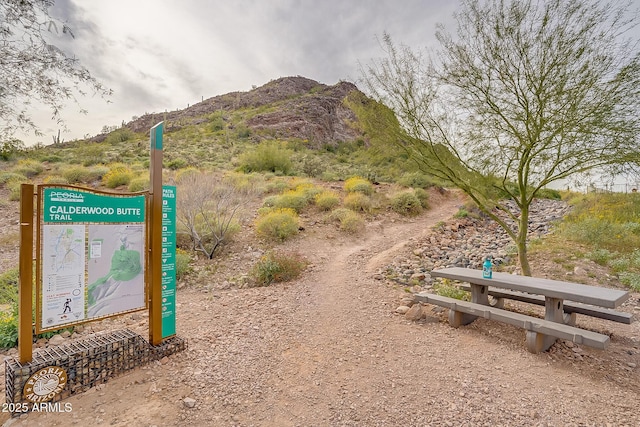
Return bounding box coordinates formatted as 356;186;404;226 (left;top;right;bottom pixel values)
536;188;562;200
128;177;149;192
315;190;340;211
413;188;430;208
293;183;322;202
5;177;30;201
300;155;325;178
0;172;27;185
328;208;365;233
175;249;192;280
344;176;373;195
0;307;18;349
397;172;434;189
62;166;93;184
239;141;293;174
175;167;200;183
0;269;19;349
88;165;109;181
80;144;106;166
343;192;371;212
390;191;423;216
619;272;640;291
250;251;307;286
102;164;134;188
274;192;309;212
0;139;25;161
166;158;188;170
12;159;44;178
588;248;614;266
236;124;251;139
255;208;299;241
434;281;469;300
43;175;68;185
177;172;250;259
105;127;135;144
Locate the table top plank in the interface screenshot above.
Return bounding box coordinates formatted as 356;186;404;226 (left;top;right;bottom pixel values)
431;267;630;308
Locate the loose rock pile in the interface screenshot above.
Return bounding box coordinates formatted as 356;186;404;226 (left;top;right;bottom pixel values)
377;198;571;288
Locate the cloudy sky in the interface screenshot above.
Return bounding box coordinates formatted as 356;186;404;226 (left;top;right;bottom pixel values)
21;0;459;145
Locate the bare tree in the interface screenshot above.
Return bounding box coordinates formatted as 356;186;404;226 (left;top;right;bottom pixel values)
359;0;640;275
0;0;111;139
176;172;254;259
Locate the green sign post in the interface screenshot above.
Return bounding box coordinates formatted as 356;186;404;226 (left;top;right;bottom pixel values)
161;185;176;338
149;121;164;345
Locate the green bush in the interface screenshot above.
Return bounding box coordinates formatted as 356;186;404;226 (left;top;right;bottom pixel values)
0;307;18;350
301;155;324;177
166;158;188;170
536;188;562;200
12;159;44;178
43;175;69;185
102;165;134;188
343;192;372;212
250;251;307;286
255;208;300;241
293;183;322;202
588;248;614;266
105;128;135;144
128;177;149;192
6;177;29;201
434;282;469;300
264;192;308;213
390;191;423;216
175;249;192;280
619;272;640;291
413;187;430;209
397;172;434;189
344;176;373;195
239;141;294;174
62;166;93;184
0;172;27;185
315;191;340;211
328;208;365;233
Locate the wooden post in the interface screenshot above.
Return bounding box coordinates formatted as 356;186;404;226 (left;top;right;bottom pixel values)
19;184;34;363
149;122;164;346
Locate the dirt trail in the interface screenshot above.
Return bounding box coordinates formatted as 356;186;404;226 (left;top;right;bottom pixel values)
4;191;640;426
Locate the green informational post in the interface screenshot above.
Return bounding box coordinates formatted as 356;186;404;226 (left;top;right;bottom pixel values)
161;185;177;338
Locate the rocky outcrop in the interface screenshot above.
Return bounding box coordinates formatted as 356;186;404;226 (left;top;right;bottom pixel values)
122;76;365;147
379;198;571;287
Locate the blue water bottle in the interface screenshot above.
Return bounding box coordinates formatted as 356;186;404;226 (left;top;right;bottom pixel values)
482;257;492;279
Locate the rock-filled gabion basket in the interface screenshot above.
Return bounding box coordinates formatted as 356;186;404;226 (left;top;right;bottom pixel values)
5;329;186;415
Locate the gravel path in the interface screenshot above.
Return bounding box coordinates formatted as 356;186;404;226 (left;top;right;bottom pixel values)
4;191;640;426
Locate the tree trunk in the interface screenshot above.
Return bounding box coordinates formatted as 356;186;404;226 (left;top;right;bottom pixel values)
517;203;532;276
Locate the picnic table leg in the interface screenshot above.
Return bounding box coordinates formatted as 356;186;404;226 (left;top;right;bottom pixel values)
449;284;489;327
526;297;566;353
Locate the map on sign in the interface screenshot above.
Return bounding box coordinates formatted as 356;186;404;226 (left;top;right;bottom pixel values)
41;225;86;329
87;224;145;318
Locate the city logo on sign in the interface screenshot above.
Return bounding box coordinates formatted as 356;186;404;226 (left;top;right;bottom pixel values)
23;366;68;403
49;191;84;203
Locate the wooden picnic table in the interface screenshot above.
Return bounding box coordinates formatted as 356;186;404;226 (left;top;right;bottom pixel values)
415;267;632;353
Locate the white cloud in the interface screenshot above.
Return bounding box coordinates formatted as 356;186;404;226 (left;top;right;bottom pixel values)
20;0;459;145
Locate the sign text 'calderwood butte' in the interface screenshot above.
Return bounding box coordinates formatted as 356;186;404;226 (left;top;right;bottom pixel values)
43;188;145;223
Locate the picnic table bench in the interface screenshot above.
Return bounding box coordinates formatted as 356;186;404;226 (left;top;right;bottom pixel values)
415;267;632;353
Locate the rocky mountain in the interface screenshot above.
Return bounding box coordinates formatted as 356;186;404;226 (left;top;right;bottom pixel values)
122;76;366;148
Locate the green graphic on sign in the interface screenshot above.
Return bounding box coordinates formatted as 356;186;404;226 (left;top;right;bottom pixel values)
43;188;145;223
161;185;177;338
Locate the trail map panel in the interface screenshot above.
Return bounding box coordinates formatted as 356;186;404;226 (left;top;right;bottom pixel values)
87;224;145;318
38;186;147;332
41;225;86;328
